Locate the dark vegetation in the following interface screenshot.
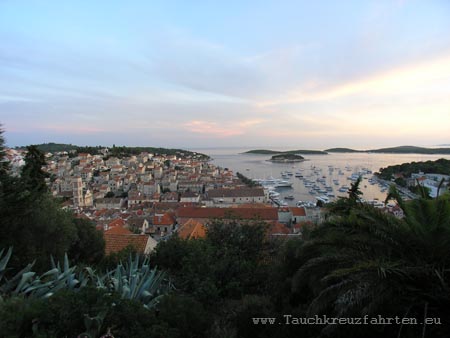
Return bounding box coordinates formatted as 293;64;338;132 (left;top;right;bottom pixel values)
327;145;450;154
370;145;450;154
16;142;210;160
2;126;450;337
325;147;362;152
269;153;305;162
377;158;450;180
245;149;327;155
236;172;261;187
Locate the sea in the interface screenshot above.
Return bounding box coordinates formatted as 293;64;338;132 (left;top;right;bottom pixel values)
190;147;450;206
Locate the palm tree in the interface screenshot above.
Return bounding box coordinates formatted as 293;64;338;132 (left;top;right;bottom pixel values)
291;191;450;337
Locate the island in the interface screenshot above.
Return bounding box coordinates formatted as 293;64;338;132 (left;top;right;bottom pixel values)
268;153;305;162
326;146;450;154
245;149;327;155
369;146;450;154
325;147;362;153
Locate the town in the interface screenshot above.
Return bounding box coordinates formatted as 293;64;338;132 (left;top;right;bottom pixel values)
5;146;323;256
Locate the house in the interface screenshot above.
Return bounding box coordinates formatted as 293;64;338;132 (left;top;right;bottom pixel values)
176;206;278;226
104;226;157;255
180;191;201;203
177;181;204;193
290;207;307;224
95;198;124;209
127;216;151;234
206;188;266;206
128;191;150;207
161;192;179;203
177;219;207;239
152;213;176;235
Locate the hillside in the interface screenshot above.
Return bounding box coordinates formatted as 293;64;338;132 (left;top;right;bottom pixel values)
377;158;450;180
16;143;210;160
16;143;79;153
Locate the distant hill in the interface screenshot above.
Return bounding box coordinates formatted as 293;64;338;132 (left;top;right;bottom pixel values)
325;148;361;153
245;149;327;155
15;143;79;153
326;146;450;154
16;143;210;159
370;146;450;154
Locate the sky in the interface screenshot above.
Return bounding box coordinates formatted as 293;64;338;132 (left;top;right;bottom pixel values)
1;0;450;150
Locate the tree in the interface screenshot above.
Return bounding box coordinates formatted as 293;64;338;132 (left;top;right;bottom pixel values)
21;145;48;194
287;194;450;337
327;176;363;216
0;124;9;178
105;191;115;198
0;193;78;271
68;218;105;265
151;220;270;304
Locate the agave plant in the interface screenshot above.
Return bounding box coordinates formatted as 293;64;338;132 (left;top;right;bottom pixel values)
0;248;170;310
102;253;169;309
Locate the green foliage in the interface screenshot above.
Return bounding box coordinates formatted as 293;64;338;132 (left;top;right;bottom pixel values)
325;147;361;153
270;153;304;161
281;195;450;337
104;191;115;198
98;245;139;271
98;254;169;310
371;145;450;154
394;176;407;187
326;176;363;216
21;145;48;194
378;158;450;180
0;125;9;178
0;191;78;271
0;289;211;338
151;221;270;305
236;172;260;187
245;149;327;155
68;218;105;266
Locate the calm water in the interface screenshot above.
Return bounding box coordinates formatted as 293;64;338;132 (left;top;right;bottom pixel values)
192;147;450;206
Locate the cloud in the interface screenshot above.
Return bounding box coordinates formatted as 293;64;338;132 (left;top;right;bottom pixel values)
184;120;244;137
258;53;450;106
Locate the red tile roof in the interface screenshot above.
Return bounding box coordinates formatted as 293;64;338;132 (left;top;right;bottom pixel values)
105;226;132;235
177;219;207;239
290;207;306;216
108;218;126;228
207;188;265;198
269;222;291;235
104;233;149;255
177;207;278;220
153;213;175;225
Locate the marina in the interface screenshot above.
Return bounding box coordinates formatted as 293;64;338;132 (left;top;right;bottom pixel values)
194;148;450;207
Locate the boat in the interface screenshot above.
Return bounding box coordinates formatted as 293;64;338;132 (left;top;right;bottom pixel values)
269;191;280;198
284;195;295;200
295;172;303;178
274;180;293;188
316;195;330;203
